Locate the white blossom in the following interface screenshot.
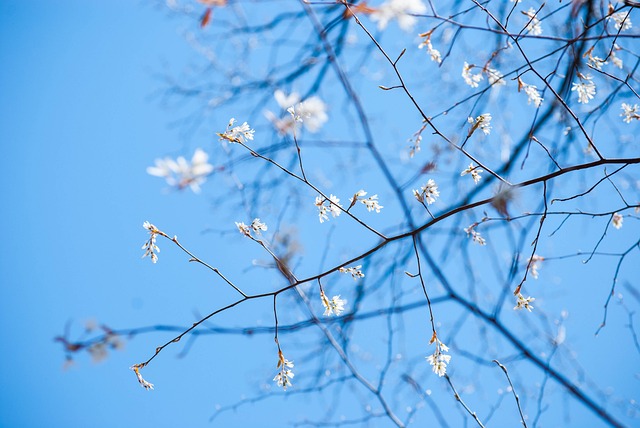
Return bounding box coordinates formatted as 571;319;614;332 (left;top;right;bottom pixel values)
273;352;294;391
130;364;154;390
464;225;486;245
461;163;483;184
251;218;268;234
608;11;632;32
462;62;483;88
620;103;640;123
529;254;544;279
350;190;383;213
267;91;328;134
418;33;441;64
320;290;347;316
339;265;365;280
371;0;427;32
142;221;161;263
522;8;543;36
218;118;255;144
235;221;251;237
468;113;492;136
514;293;535;312
519;78;543;108
147;148;214;193
571;74;596;104
315;194;342;223
610;49;623;69
586;53;607;70
413;179;439;205
486;68;506;86
426;340;451;377
612;213;623;229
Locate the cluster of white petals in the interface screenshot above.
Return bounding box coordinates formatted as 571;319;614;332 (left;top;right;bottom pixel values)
485;68;506;87
522;8;543;35
273;352;294;391
518;78;543;108
266;90;328;134
461;163;483;184
142;221;161;263
349;190;384;213
464;224;486;245
339;265;365;280
235;218;268;237
528;254;544;279
426;340;451;377
514;293;535;312
147;148;214;193
418;32;441;64
320;289;347;316
131;364;154;390
620;103;640;123
235;221;251;237
608;11;632;32
371;0;427;32
612;212;623;229
218;118;255;144
468;113;492;136
571;74;596;104
315;195;342;223
462;62;483;88
413;179;440;205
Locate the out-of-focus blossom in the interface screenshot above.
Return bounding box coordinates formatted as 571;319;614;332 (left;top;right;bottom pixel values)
147;148;214;193
522;8;543;35
371;0;427;32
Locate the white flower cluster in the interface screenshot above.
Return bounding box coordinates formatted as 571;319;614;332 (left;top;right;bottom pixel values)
514;293;535;312
571;74;596;104
131;364;154;390
350;189;384;213
218;118;255;144
418;32;441;64
315;194;342;223
142;221;161;263
518;78;543;108
608;11;632;32
522;8;543;35
273;352;294;391
235;218;268;238
462;62;483;88
461;163;483;184
413;179;439;205
371;0;427;32
485;68;506;87
528;254;544;279
320;289;347;316
464;224;486;245
468;113;492;136
147;148;214;193
266;90;328;134
612;212;623;230
426;339;451;377
621;103;640;123
339;265;365;280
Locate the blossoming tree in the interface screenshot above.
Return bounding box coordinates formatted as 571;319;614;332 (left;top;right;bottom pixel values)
58;1;640;426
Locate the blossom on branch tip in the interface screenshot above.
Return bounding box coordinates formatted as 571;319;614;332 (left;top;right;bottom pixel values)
612;213;623;229
522;8;543;35
413;179;439;205
315;194;342;223
142;221;161;263
571;74;596;104
518;78;543;108
462;62;483;88
349;190;383;213
339;265;365;280
130;364;154;390
608;11;632;32
251;218;268;234
426;339;451;377
461;163;483;184
273;351;294;391
621;103;640;123
147;148;214;193
468;113;492;136
418;32;441;64
370;0;427;32
320;289;347;316
514;293;535;312
267;91;328;134
235;222;251;237
218;118;255;144
464;225;486;245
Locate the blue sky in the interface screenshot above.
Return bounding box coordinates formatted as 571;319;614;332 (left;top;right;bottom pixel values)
1;1;639;427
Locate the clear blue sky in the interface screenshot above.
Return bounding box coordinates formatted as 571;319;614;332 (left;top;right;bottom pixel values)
1;1;638;427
